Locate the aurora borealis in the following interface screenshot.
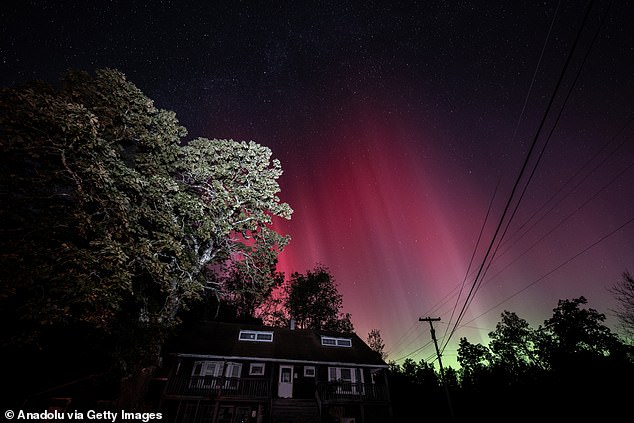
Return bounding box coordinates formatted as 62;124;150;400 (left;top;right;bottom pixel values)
269;95;634;365
2;1;633;367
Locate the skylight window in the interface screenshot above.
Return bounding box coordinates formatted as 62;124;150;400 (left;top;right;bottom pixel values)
256;332;273;341
239;330;274;342
321;336;352;347
336;338;352;347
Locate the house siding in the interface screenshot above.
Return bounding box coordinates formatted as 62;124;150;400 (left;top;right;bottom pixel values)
294;365;317;399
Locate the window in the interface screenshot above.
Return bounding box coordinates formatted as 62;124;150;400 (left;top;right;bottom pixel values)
336;338;352;347
340;368;353;386
225;362;242;378
189;361;243;390
249;363;265;376
321;337;337;346
239;331;256;340
328;367;364;394
239;330;274;342
256;332;273;341
321;336;352;347
304;366;316;377
192;361;223;377
224;362;242;390
328;367;355;383
190;361;223;389
280;366;292;383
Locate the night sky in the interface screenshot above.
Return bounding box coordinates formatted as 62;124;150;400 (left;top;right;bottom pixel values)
2;1;633;367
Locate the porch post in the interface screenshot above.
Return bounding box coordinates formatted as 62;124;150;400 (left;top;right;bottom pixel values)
211;399;220;423
384;370;394;423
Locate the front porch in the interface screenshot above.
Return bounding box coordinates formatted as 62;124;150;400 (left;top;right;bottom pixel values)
164;377;390;403
315;382;390;404
162;377;392;422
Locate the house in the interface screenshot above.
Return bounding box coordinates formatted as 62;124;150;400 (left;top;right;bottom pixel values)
159;321;393;423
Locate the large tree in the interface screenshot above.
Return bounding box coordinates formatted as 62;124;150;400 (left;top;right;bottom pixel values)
488;311;545;376
0;69;291;406
536;297;629;421
456;337;491;387
538;296;621;367
275;265;354;332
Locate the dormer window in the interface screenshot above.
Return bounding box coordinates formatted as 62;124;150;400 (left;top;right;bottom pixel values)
321;337;336;346
239;330;273;342
321;336;352;347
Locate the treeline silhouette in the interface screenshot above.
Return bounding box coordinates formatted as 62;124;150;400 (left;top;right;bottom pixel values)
388;297;633;422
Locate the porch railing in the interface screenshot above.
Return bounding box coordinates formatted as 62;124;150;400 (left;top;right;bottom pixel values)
165;377;388;403
315;382;389;403
164;376;270;398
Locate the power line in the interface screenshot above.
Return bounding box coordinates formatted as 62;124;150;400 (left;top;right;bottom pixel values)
440;179;500;345
474;160;634;297
438;0;561;351
496;114;633;260
461;213;634;328
402;1;561;358
509;0;562;143
442;0;599;353
469;0;615;297
422;116;632;360
453;0;615;334
390;339;433;363
390;0;621;363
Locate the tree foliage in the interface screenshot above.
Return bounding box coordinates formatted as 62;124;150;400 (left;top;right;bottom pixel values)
393;296;633;421
400;358;440;387
0;69;292;386
264;264;354;332
367;328;387;360
453;297;625;387
456;337;490;386
539;296;620;366
488;310;545;377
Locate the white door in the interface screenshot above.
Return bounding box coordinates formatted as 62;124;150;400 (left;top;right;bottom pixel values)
278;365;293;398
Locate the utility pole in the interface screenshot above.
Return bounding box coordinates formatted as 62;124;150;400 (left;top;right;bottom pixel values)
419;317;456;423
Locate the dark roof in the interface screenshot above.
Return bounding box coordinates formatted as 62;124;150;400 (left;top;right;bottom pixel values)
166;321;387;367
